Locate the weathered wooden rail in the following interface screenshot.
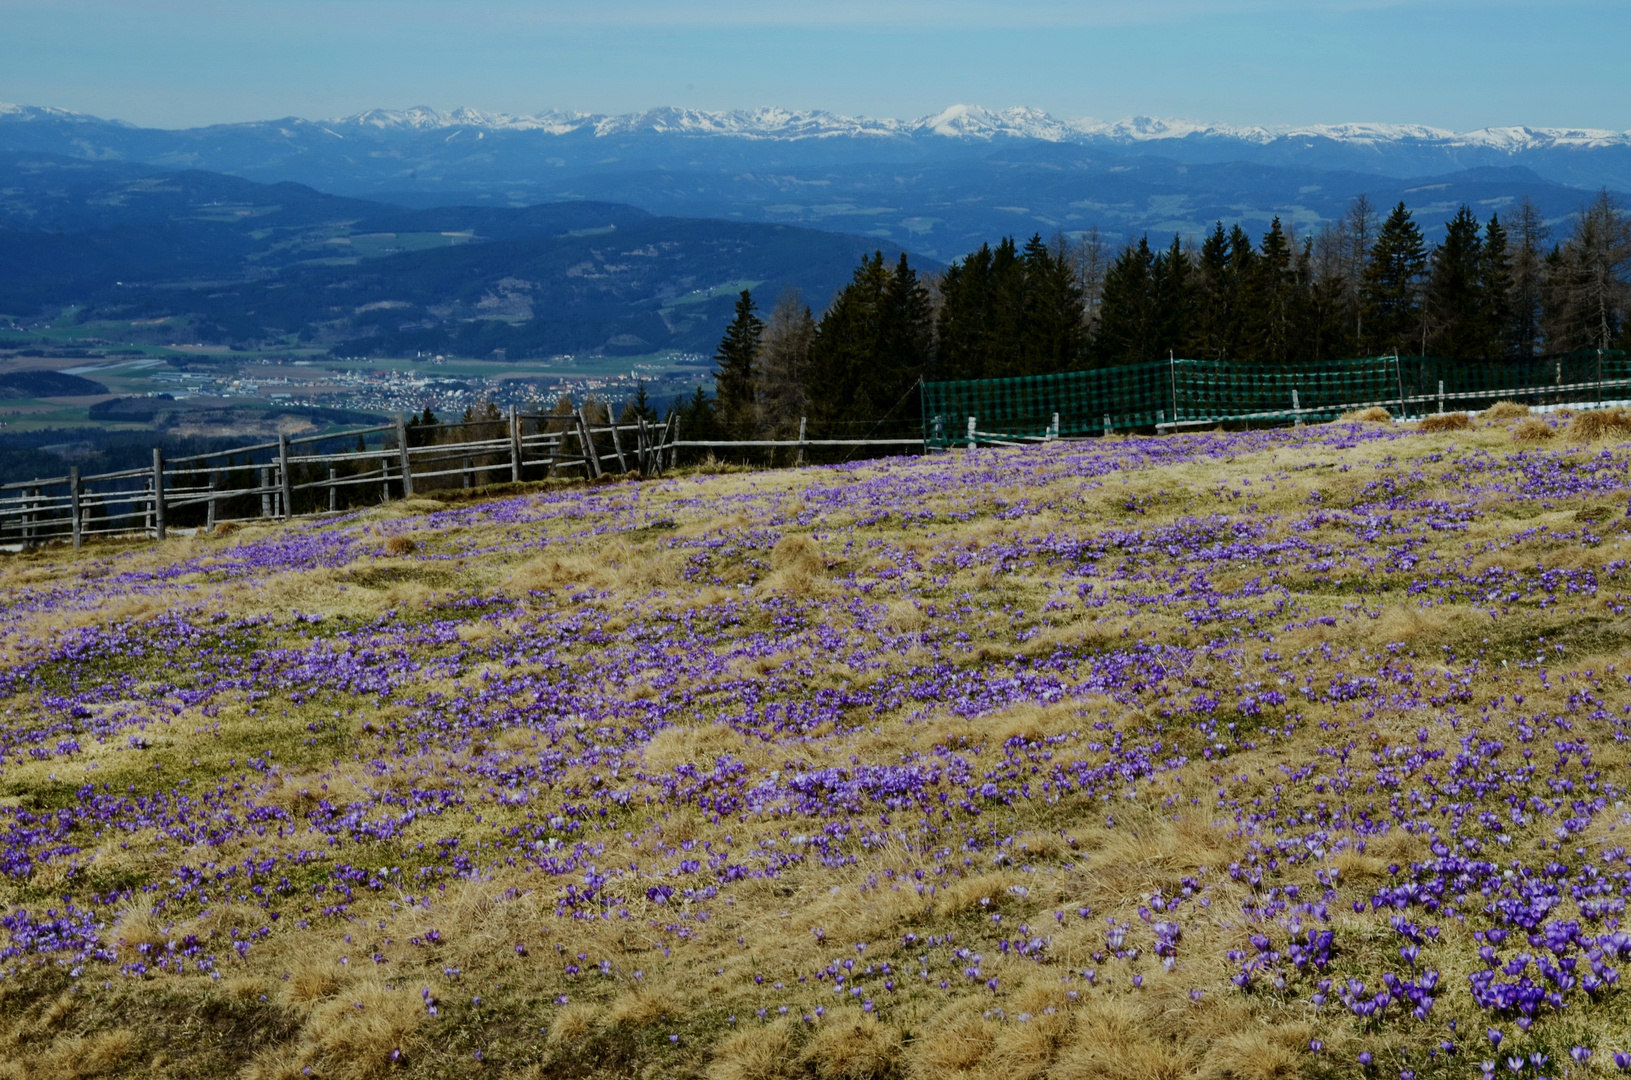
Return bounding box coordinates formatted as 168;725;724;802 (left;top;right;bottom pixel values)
0;406;682;548
0;408;934;549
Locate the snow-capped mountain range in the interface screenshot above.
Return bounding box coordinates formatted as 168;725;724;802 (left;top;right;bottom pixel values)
2;102;1627;257
5;99;1631;152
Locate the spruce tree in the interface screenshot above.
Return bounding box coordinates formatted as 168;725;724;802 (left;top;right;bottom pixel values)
1093;237;1156;366
1480;214;1514;361
1192;223;1232;360
1150;236;1192;361
1019;233;1088;375
712;289;762;439
1424;205;1486;359
1361;202;1427;354
806;252;931;440
1253;218;1296;363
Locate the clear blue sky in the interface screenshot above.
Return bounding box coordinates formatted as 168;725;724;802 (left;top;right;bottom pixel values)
3;0;1627;131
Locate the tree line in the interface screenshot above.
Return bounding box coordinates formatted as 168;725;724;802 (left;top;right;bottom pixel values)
686;190;1631;442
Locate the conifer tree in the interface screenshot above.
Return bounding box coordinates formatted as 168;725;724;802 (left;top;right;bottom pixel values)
1254;218;1296;363
1191;223;1233;360
712;289;762;439
1149;236;1193;362
1361;202;1427;354
1480;214;1514;360
1424;205;1486;359
1019;233;1088;375
806;252;931;440
1093;237;1156;366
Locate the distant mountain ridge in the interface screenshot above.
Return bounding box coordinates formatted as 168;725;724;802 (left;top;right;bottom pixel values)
7;100;1631;153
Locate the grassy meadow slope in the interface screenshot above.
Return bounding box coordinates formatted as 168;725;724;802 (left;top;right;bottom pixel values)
1;409;1631;1079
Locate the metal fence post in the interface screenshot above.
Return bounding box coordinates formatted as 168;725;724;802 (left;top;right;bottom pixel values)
70;466;81;550
509;404;523;483
152;448;167;540
396;416;414;498
278;433;294;520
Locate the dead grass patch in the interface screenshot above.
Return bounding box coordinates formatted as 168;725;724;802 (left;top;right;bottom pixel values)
1567;407;1631;441
1512;417;1556;442
708;1018;801;1080
802;1014;903;1080
1418;411;1470;433
1482;400;1529;419
1340;406;1391;423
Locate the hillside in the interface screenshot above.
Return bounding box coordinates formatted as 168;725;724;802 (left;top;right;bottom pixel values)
0;154;921;356
1;409;1630;1078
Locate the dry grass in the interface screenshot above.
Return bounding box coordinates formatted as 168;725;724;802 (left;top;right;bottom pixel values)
707;1018;801;1080
1512;416;1557;441
801;1015;903;1080
382;534;418;556
1482;399;1529;418
1418;410;1470;433
1566;406;1631;441
1340;405;1391;422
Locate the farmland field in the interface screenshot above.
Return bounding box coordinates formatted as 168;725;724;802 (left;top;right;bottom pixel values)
2;410;1631;1079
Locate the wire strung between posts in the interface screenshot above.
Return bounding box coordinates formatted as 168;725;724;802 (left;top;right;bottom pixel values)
840;379;924;464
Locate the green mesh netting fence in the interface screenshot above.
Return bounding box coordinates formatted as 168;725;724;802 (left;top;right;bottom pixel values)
921;351;1631;447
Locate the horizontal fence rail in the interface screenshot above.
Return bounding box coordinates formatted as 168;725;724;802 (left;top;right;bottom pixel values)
0;405;689;549
923;350;1631;448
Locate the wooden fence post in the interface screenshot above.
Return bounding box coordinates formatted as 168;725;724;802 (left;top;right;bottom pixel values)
797;416;807;467
328;467;337;512
576;408;601;478
669;413;680;473
509;405;523;483
278;434;294;520
609;419;628;473
462;456;473;489
380;456;391;504
70;467;81;550
152;448;167;540
260;467;272;518
396;416;414;498
206;471;218;531
967;416;977;450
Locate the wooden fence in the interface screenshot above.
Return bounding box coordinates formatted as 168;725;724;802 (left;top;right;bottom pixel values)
0;408;928;549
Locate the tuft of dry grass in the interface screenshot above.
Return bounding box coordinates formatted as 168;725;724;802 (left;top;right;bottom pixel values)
1512;416;1557;441
1201;1022;1315;1079
1566;407;1631;441
1050;997;1192;1080
802;1014;903;1080
707;1018;801;1080
1482;399;1529;419
1418;411;1471;433
383;535;418;556
1341;405;1392;423
298;978;423;1080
